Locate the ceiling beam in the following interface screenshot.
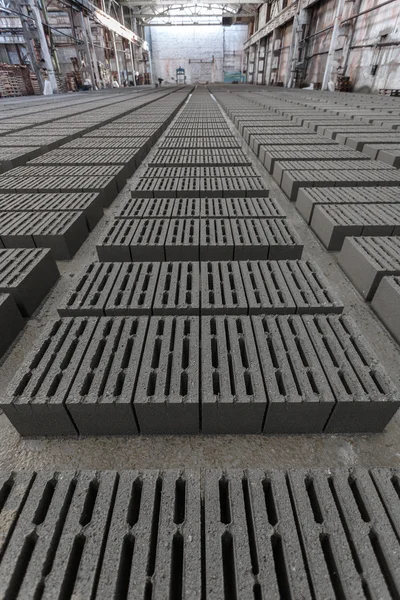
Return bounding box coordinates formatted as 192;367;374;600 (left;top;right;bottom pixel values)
131;12;234;16
120;0;264;5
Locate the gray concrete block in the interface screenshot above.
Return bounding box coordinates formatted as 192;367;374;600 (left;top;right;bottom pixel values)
311;206;364;251
262;219;304;260
239;260;295;314
372;275;400;344
287;467;400;599
106;262;160;315
97;469;201;599
97;219;138;262
200;198;229;218
0;293;24;359
279;260;344;314
32;211;89;260
58;262;122;316
165;218;200;261
200;261;247;315
0;470;119;599
226;197;285;219
153;262;200;315
200;218;234;261
130;218;169;261
377;147;400;168
338;236;400;300
302;314;400;432
171;197;201;218
204;468;311;599
0;165;121;206
1;317;98;436
0;248;59;316
150;148;251;167
201;315;266;433
253;315;335;433
230;218;270;260
67;316;148;435
117;198;174;219
135;316;200;434
281;170;334;202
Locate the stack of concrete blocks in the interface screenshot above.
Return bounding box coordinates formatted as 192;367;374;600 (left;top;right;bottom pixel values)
210;87;400;351
0;88;189;258
0;248;59;359
2;89;399;438
213;89;400;252
0;467;399;598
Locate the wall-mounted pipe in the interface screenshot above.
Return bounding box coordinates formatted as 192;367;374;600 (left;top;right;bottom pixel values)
341;0;398;25
303;24;334;41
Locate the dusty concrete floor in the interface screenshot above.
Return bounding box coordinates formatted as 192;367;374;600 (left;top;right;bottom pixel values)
1;92;400;473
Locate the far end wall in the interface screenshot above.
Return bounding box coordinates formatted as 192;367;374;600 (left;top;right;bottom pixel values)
148;24;248;83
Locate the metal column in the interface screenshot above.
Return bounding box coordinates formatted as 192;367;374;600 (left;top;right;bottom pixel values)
26;0;58;93
322;0;346;90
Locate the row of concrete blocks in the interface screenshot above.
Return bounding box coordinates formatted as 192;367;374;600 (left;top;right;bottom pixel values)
223;91;400;152
0;89;186;173
158;138;241;150
0;191;103;231
0;103;189;259
215;95;400;200
216;95;400;254
141;165;259;178
2;313;398;436
1;467;399;599
149;148;252;166
272;107;400;156
295;186;400;224
309;203;400;251
0;210;89;260
97;217;303;262
59;259;343;316
132;176;269;198
27;146;149;171
116;196;286;220
255;99;400;164
0;94;188;206
0;248;60;358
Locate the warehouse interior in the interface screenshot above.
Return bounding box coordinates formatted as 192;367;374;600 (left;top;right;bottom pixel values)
0;0;400;597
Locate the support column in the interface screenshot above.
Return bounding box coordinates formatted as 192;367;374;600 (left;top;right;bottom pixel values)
26;0;58;93
285;14;298;87
16;1;44;93
264;29;277;85
254;41;260;85
130;42;136;85
79;12;96;87
112;32;121;84
286;2;311;88
340;0;362;75
85;15;101;88
322;0;346;90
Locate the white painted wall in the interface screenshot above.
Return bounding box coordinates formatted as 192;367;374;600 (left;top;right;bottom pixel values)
148;24;247;83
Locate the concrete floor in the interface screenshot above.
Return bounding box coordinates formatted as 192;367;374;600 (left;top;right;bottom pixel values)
1;92;400;472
